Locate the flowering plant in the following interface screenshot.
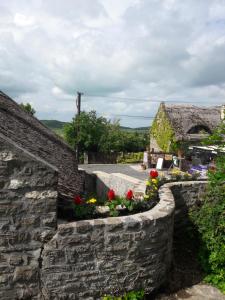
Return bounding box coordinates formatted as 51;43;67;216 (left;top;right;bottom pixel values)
72;195;96;219
107;189;116;201
144;170;159;201
106;189;136;216
149;169;158;178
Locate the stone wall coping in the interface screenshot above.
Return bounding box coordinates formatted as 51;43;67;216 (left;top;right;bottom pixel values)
57;180;207;232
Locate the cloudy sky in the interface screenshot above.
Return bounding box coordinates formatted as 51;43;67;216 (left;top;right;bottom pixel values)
1;0;225;127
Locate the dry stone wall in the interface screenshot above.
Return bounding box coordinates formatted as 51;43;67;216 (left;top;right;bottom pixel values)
0;134;58;300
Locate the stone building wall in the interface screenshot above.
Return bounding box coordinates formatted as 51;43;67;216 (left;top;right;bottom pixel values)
0;92;84;205
0;134;58;300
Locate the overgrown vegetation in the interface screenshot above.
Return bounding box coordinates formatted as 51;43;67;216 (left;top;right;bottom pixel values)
189;121;225;293
20;102;36;115
150;105;176;152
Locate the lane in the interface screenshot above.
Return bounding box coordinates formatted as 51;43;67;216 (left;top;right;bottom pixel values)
79;164;150;181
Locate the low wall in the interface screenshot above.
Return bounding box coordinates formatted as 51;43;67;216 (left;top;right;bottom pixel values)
84;171;146;199
41;184;175;299
169;181;207;234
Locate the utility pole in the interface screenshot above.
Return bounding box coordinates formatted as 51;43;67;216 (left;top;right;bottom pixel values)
75;91;83;162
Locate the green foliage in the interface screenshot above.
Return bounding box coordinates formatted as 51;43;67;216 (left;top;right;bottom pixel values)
64;111;108;152
20;102;36;115
63;111;149;154
102;290;145;300
117;152;143;163
150;106;176;152
72;202;96;220
106;196;135;217
189;121;225;293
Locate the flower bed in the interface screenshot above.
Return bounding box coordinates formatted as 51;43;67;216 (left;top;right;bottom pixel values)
71;170;160;221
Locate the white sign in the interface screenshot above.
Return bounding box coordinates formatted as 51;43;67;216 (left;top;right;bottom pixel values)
156;158;164;170
143;151;148;163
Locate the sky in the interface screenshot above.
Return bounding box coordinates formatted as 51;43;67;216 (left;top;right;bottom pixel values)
0;0;225;127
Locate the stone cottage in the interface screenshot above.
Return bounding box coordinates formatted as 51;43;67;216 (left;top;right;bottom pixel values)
0;91;84;213
150;102;222;153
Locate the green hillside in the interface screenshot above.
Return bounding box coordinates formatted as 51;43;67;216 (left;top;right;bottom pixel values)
41;120;150;133
41;120;68;129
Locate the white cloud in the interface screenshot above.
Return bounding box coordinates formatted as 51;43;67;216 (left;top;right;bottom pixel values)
0;0;225;127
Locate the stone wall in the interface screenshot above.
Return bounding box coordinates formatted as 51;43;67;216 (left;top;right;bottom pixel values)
169;181;207;234
94;171;146;199
0;137;208;300
40;181;207;299
0;92;84;204
0;134;58;300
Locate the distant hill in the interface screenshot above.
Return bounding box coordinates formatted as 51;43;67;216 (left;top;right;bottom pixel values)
40;120;150;134
41;120;68;129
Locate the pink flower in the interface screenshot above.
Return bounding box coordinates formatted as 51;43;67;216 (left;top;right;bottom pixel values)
73;195;82;205
149;169;158;178
126;189;134;200
107;189;116;201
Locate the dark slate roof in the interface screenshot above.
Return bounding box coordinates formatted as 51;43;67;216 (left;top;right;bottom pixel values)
0;90;72;152
163;103;221;140
0;91;84;201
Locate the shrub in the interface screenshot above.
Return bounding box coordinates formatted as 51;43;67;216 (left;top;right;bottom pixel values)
117;152;143;164
189;121;225;293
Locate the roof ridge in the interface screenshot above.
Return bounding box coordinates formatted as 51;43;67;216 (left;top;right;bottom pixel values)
0;90;75;155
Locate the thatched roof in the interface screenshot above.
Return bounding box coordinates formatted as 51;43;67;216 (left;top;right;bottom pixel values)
162;103;221;141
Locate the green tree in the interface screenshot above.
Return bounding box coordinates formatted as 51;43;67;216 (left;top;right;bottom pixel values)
100;121;125;152
63;111;109;152
20;103;36;115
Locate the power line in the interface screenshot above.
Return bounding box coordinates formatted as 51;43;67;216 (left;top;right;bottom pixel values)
83;94;224;105
109;114;155;119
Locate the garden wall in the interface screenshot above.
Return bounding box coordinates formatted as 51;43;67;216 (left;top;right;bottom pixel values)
0;134;58;300
41;181;207;299
41;184;175;299
94;171;146;199
169;181;207;234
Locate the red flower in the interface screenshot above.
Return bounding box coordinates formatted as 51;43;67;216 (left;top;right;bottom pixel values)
149;169;158;178
107;189;115;201
126;189;134;200
73;195;82;205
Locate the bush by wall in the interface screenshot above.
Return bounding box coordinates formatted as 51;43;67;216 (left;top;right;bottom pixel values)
117;152;143;163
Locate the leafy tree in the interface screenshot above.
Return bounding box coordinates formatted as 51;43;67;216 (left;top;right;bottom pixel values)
64;111;109;152
20;103;36;115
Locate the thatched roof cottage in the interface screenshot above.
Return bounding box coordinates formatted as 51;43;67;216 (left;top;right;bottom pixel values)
150;102;223;153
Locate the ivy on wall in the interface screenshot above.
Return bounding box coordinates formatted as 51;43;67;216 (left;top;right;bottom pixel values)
150;105;177;152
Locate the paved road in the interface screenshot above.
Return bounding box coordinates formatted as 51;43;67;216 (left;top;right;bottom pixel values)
79;164;150;181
